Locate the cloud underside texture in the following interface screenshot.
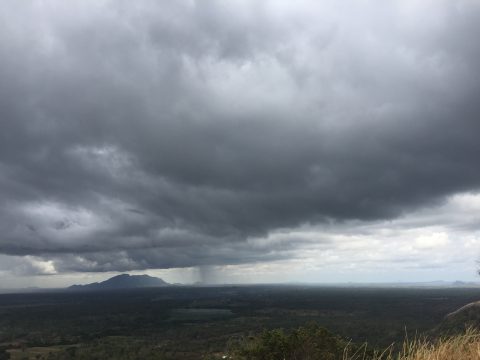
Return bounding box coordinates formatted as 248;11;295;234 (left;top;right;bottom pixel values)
1;0;480;273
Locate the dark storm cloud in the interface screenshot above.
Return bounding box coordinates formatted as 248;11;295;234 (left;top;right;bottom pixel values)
1;0;480;273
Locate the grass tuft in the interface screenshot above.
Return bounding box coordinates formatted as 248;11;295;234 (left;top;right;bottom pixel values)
345;327;480;360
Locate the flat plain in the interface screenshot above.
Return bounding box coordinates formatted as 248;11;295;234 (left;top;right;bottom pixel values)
1;285;480;359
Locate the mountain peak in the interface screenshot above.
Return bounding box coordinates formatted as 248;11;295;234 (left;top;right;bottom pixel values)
69;274;170;291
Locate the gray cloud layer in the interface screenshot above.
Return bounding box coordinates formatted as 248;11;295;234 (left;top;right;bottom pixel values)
1;0;480;273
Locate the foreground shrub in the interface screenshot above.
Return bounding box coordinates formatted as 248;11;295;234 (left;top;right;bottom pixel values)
229;323;364;360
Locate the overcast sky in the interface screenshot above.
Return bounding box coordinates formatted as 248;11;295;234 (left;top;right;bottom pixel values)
1;0;480;288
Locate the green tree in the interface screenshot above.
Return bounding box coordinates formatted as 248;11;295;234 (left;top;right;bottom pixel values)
230;323;368;360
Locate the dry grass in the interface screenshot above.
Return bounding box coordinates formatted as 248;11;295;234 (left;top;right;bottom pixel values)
345;328;480;360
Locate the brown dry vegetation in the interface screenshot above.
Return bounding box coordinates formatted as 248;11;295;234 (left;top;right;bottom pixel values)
346;328;480;360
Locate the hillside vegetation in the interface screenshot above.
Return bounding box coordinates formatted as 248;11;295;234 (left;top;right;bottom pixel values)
226;326;480;360
363;328;480;360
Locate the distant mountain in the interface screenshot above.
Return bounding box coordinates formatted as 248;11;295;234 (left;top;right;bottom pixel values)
68;274;170;290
